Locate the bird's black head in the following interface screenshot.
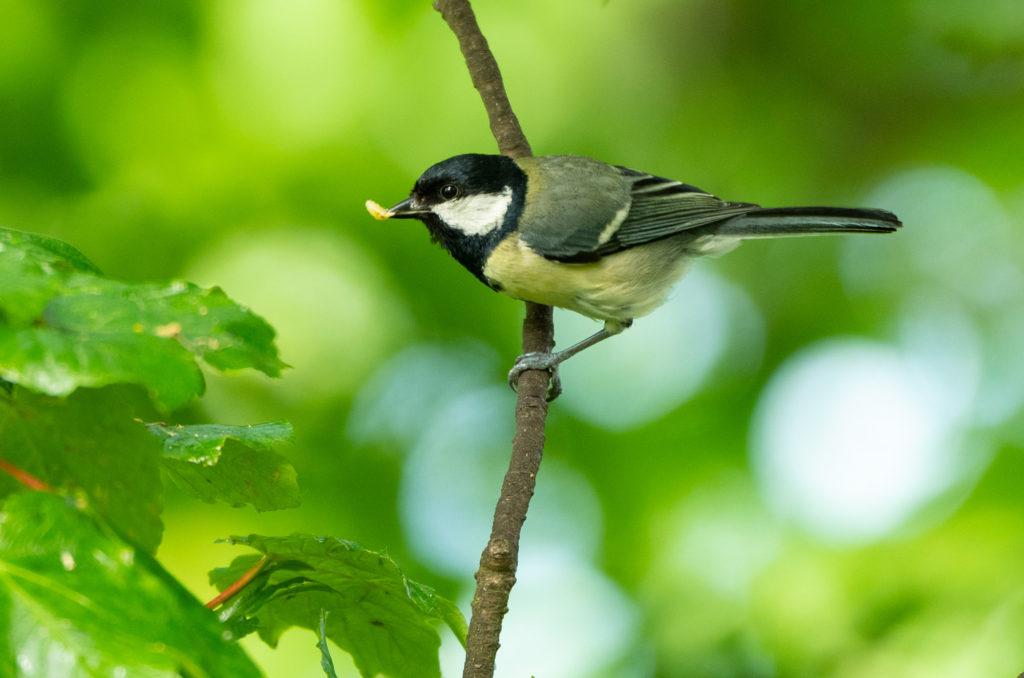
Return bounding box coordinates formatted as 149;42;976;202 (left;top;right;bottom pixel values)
381;154;527;285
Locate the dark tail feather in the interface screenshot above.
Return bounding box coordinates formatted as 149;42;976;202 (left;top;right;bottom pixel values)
714;206;901;238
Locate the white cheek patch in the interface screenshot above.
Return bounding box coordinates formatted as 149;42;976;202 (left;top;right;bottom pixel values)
433;187;513;237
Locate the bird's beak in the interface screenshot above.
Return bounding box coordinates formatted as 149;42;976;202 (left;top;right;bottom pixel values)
365;197;426;221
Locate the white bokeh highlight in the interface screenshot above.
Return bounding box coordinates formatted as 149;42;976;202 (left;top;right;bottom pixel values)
399;386;604;575
557;267;764;430
750;339;967;542
655;476;783;601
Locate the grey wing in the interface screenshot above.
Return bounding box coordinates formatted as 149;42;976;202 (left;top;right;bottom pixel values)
519;159;760;262
516;155;635;261
594;167;760;256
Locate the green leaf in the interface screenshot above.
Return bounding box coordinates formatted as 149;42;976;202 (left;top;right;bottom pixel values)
0;326;204;412
210;534;468;678
0;386;164;553
0;227;285;410
0;491;263;678
147;421;294;458
408;579;468;648
317;609;339;678
0;228;101;327
148;421;300;512
46;278;287;378
0;227;101;275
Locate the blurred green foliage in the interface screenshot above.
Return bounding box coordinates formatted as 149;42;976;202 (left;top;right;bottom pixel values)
2;0;1023;676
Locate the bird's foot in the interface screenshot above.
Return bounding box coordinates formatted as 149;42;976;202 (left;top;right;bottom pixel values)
508;351;563;401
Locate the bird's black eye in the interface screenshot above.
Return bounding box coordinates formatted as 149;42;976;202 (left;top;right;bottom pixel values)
439;184;459;200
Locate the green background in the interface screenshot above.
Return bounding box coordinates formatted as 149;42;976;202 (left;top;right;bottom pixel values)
2;0;1023;675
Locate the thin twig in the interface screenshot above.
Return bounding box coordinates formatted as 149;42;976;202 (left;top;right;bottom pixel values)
205;555;269;609
0;457;54;493
432;1;554;676
432;0;532;160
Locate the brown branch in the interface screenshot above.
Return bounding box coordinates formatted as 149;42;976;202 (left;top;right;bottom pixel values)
433;2;554;677
433;0;532;160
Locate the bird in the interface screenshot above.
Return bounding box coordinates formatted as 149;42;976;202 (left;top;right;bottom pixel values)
367;154;900;399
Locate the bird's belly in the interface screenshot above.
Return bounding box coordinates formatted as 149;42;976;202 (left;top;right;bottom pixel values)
482;235;695;322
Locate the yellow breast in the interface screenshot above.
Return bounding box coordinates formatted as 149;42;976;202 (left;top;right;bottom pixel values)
481;234;695;323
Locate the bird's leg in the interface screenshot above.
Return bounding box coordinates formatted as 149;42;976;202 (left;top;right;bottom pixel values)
508;320;632;401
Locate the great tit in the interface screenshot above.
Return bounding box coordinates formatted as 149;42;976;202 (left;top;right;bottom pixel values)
367;154;900;398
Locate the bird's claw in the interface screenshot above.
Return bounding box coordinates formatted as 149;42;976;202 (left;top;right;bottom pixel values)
508;352;563;401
